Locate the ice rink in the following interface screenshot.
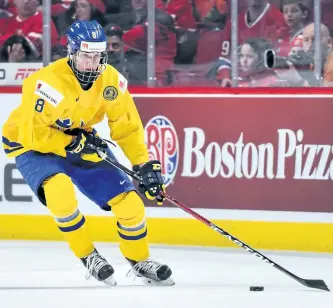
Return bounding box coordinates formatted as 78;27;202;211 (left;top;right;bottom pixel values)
0;241;332;308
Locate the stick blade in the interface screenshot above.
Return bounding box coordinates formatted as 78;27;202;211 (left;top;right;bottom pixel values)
301;279;330;291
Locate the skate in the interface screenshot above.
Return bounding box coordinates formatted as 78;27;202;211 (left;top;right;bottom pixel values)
81;249;116;286
126;258;175;286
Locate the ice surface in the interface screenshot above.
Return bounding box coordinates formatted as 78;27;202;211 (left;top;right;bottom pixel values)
0;241;332;308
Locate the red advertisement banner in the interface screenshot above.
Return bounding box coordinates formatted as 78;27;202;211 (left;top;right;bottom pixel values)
135;95;333;213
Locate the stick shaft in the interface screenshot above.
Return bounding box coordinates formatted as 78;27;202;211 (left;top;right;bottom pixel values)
97;149;329;291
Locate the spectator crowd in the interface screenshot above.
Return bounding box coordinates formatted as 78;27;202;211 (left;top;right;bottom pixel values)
0;0;332;87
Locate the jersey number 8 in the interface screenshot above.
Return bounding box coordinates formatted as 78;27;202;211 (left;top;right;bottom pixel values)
35;99;45;113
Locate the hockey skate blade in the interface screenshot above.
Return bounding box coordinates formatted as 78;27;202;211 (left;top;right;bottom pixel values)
103;275;117;286
141;277;175;286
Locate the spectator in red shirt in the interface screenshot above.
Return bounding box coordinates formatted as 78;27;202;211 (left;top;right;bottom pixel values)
123;0;177;86
198;0;229;29
220;0;285;59
273;23;332;86
213;37;288;87
193;0;229;23
277;0;309;57
156;0;196;29
237;37;288;87
288;35;303;57
0;0;59;59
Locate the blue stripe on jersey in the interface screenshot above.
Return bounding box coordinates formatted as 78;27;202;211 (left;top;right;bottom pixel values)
4;146;24;154
2;136;22;148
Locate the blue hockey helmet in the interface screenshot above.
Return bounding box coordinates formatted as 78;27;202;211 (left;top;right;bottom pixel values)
66;20;107;84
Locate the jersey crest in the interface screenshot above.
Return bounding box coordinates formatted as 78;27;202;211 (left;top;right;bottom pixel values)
103;86;118;100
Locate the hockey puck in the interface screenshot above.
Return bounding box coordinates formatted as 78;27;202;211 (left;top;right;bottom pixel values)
250;286;264;291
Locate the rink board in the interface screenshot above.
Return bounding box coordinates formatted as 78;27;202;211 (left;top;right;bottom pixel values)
0;213;332;253
0;92;332;253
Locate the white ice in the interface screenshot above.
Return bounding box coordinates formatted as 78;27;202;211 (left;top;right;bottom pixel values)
0;241;332;308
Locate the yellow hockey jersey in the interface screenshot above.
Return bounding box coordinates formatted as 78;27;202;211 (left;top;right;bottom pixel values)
2;58;149;165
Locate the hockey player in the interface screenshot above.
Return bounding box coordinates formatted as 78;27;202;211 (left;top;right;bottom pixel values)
2;20;173;286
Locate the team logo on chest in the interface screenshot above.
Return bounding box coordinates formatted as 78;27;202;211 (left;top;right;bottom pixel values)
103;86;118;100
55;118;73;129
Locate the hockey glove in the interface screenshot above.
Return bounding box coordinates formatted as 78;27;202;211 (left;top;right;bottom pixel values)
133;160;165;205
65;129;107;155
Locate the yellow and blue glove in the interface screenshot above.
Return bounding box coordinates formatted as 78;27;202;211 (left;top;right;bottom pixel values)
65;129;107;156
133;160;165;205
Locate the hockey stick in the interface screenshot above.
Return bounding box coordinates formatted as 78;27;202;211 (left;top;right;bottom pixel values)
95;148;330;292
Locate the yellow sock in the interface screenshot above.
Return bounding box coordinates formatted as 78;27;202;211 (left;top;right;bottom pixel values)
43;173;94;258
108;191;149;261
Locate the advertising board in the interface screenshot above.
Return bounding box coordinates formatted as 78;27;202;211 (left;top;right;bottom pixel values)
0;63;42;86
135;95;333;213
0;92;331;252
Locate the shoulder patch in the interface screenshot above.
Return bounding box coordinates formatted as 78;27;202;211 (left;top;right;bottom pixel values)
118;73;128;93
103;86;118;100
34;80;64;107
